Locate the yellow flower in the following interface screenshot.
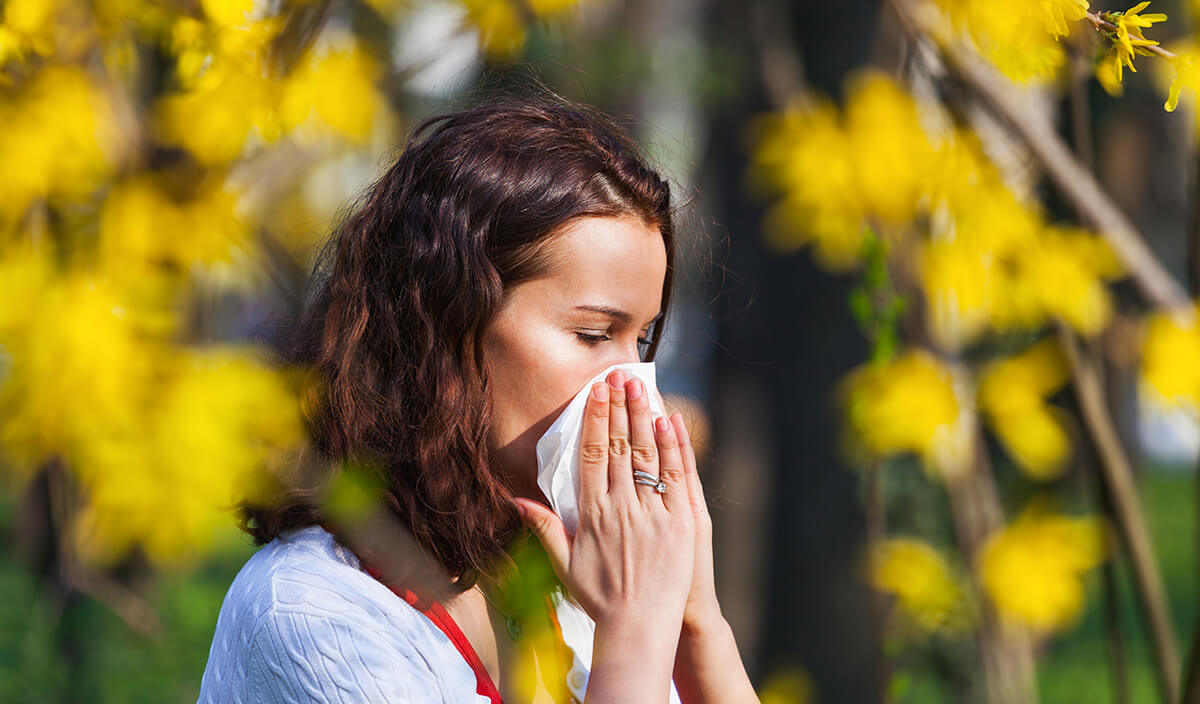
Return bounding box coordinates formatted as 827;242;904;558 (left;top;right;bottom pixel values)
202;0;255;29
155;56;280;164
1108;2;1167;81
99;174;254;275
0;0;96;66
1042;0;1091;38
749;98;866;270
844;71;936;226
979;499;1109;634
934;0;1069;83
1021;226;1118;335
842;351;973;480
1155;42;1200;112
758;667;813;704
925;128;1004;215
1140;305;1200;408
0;238;52;338
456;0;578;57
0;272;171;480
281;43;386;144
70;347;306;567
978;339;1072;479
919;188;1045;349
459;0;528;58
1097;50;1126;96
870;537;969;635
0;65;123;221
920;237;999;349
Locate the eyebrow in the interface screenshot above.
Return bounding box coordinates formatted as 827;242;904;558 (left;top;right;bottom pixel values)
574;305;664;326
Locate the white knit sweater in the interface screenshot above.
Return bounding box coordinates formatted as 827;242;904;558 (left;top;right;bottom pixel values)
197;523;683;703
196;525;489;703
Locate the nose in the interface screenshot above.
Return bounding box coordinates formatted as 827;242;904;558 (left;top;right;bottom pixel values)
598;344;641;376
619;339;643;365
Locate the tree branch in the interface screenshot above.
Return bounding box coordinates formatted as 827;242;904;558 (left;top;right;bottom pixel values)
1058;326;1181;704
890;0;1190;311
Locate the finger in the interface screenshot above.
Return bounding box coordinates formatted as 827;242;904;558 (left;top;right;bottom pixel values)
578;382;610;505
513;498;572;579
606;370;634;498
653;415;690;514
671;413;709;519
626;378;661;505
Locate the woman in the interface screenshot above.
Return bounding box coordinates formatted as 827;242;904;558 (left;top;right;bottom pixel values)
197;91;757;703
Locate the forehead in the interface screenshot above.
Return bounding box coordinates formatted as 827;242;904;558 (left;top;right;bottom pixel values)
535;215;667;317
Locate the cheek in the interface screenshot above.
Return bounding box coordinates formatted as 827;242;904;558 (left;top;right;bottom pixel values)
486;327;573;432
490;340;603;445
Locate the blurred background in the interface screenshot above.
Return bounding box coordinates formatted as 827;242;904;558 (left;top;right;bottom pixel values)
4;0;1200;702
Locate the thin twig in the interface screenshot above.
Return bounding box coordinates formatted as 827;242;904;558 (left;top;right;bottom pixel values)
1067;39;1132;703
944;424;1039;704
1085;11;1179;61
63;564;162;635
864;464;893;704
1058;326;1181;704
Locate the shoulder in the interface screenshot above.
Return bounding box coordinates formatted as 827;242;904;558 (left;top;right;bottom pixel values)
198;525;485;704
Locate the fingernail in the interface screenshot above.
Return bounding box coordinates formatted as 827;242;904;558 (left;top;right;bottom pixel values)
655;416;669;434
608;370;626;390
627;379;643;400
593;382;609;402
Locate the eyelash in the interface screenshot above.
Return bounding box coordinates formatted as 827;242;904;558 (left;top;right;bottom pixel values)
575;332;653;347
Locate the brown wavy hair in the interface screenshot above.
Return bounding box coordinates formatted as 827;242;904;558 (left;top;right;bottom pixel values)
240;91;675;590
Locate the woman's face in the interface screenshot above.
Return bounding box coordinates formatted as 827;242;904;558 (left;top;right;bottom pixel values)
483;214;667;501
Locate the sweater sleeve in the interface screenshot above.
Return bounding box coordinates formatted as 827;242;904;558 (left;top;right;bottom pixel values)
246;606;443;704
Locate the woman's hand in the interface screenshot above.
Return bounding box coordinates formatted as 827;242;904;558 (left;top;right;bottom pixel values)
664;411;723;632
663;412;759;704
513;369;696;701
514;368;695;627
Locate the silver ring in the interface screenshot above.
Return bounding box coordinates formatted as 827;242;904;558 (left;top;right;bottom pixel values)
632;470;667;495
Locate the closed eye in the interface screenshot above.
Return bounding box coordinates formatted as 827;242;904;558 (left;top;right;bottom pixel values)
574;332;653;346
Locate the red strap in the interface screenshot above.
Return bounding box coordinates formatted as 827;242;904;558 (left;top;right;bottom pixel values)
358;561;503;704
317;523;502;702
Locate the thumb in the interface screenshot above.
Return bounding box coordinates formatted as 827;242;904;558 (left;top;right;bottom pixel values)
512;497;570;578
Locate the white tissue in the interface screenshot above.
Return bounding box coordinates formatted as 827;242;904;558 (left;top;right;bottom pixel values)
534;360;682;704
535;361;667;536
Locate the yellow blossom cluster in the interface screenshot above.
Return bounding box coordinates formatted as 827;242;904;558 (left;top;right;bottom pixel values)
757;667;813;704
0;0;173;70
99;174;254;288
1140;305;1200;410
750;73;934;270
751;71;1124;351
0;65;124;223
843;338;1083;484
842;350;973;481
1106;2;1167;83
156;10;389;165
978;339;1073;480
869;537;970;635
459;0;582;58
868;503;1108;638
931;0;1090;83
1094;3;1184;114
979;498;1109;633
0;0;592;573
1148;40;1200;121
0;240;307;568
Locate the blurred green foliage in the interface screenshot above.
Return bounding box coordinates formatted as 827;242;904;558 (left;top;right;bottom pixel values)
1;464;1194;702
